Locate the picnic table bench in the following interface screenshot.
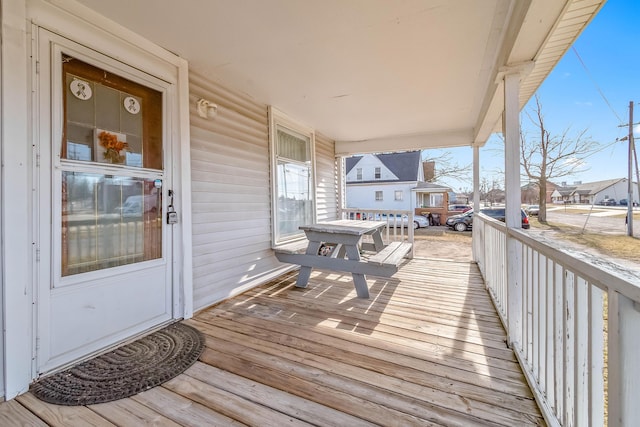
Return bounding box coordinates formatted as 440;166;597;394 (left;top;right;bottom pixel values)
274;220;412;298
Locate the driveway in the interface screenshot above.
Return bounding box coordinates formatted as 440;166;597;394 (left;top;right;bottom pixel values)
412;227;473;262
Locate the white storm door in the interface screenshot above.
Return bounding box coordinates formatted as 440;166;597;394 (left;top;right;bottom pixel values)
36;30;174;374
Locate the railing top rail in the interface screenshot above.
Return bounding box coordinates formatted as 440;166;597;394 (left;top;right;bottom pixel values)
475;214;640;302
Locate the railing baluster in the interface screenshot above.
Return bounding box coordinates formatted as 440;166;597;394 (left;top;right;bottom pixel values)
475;214;639;426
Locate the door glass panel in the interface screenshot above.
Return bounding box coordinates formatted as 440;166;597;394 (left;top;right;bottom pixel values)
61;172;162;276
62;55;162;170
59;54;165;278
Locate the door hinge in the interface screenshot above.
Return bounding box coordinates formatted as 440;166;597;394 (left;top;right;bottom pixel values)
35;60;40;75
35;153;40;167
35;247;40;262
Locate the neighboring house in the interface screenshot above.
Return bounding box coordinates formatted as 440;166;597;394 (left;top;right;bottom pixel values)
551;178;638;205
345;151;423;211
550;185;578;204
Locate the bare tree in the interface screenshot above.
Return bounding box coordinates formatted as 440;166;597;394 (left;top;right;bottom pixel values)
521;95;598;222
422;151;471;184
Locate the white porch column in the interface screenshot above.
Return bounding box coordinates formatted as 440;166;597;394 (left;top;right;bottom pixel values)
502;64;531;347
472;145;480;260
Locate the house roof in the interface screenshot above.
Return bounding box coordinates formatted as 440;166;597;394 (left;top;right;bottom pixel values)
412;182;451;193
74;0;605;154
346;151;422;183
571;178;626;196
554;186;577;196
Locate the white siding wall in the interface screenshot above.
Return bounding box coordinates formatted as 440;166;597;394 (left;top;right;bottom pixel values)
346;182;416;211
189;72;336;311
345;154;397;182
594;180;637;204
315;132;338;221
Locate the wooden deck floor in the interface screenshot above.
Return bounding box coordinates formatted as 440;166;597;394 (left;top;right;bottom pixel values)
1;258;545;426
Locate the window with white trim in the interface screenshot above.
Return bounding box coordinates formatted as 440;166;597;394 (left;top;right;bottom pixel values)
375;191;383;201
270;108;315;245
356;168;362;180
394;190;403;201
374;167;381;179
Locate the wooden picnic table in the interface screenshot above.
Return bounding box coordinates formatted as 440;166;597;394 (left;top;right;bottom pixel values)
274;220;412;298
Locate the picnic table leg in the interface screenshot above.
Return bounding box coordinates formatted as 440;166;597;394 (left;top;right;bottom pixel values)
345;244;369;298
296;267;313;288
371;229;385;251
295;240;322;289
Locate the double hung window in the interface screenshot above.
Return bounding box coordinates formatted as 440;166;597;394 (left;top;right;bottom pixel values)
270;109;315;244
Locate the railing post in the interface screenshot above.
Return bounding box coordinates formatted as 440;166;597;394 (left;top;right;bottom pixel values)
608;291;640;427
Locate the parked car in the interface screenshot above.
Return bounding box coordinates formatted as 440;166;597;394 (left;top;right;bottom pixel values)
480;208;530;229
597;198;616;206
378;213;430;229
446;210;474;232
448;204;472;212
620;199;628;206
525;204;539;216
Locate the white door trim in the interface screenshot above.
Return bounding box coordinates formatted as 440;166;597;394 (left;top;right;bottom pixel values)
1;0;32;400
1;0;192;398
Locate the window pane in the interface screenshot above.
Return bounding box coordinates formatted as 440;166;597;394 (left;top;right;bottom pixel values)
375;191;383;201
430;194;444;207
61;172;162;276
277;127;309;162
276;161;313;241
62;55;163;170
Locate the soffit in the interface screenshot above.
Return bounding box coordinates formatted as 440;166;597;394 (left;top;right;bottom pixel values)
72;0;605;153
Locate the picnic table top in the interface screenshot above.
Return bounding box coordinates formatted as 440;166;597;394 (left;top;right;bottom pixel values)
299;220;386;236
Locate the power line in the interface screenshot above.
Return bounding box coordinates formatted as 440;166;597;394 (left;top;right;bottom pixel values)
572;46;624;124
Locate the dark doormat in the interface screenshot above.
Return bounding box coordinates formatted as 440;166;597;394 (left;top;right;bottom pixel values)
31;322;205;406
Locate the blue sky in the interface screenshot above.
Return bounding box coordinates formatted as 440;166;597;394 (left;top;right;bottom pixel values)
427;0;640;192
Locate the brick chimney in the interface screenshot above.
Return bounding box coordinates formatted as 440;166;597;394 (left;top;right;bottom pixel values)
423;161;435;182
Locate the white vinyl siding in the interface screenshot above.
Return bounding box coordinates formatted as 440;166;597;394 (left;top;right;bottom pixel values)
189;72;286;310
189;72;337;311
315;132;338;221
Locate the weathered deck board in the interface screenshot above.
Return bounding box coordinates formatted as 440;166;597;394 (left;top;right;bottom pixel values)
0;399;48;426
2;258;545;426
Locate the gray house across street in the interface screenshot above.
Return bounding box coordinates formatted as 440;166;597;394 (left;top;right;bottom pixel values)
551;178;638;205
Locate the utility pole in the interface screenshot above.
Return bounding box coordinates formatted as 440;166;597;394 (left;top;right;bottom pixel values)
627;101;634;237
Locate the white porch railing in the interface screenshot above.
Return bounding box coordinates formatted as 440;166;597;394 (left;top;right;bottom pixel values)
339;208;414;257
474;214;640;427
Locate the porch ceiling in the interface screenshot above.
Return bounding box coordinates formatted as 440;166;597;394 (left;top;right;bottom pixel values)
75;0;604;154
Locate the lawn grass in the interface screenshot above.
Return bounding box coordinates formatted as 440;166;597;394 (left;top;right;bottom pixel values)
531;220;640;263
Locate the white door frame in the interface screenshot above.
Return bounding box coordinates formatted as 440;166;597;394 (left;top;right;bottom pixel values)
1;0;192;399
